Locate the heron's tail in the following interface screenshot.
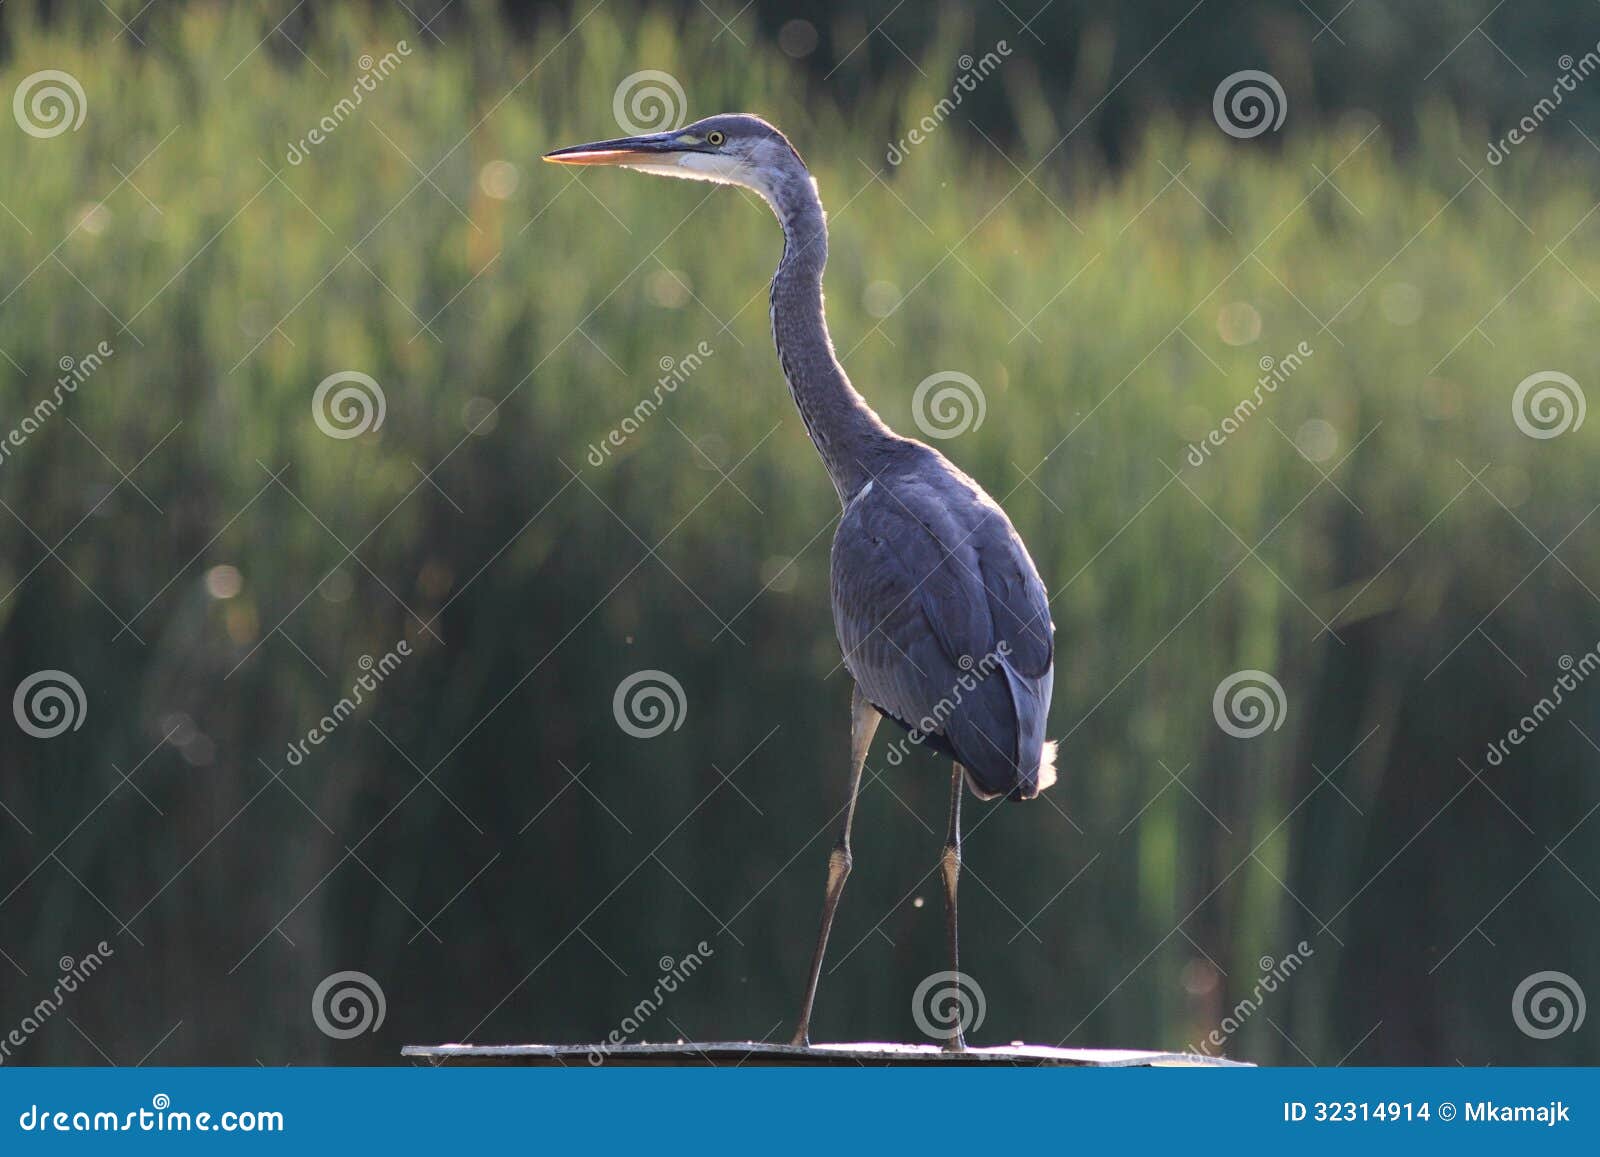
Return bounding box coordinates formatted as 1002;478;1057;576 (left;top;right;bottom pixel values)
1004;739;1057;802
1035;740;1058;792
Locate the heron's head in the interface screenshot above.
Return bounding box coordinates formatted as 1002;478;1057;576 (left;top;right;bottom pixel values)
543;114;810;209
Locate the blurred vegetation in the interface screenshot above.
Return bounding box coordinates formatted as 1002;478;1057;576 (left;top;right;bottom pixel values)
19;0;1600;162
2;1;1598;1066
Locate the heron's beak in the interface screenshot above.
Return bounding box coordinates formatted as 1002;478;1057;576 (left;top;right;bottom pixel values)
543;131;687;166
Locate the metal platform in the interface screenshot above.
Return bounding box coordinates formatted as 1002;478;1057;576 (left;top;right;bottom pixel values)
402;1041;1248;1066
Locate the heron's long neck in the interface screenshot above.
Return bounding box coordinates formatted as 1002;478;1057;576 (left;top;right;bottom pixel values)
768;175;892;503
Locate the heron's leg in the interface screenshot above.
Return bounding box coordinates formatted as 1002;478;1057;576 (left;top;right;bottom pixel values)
790;685;879;1047
940;762;966;1052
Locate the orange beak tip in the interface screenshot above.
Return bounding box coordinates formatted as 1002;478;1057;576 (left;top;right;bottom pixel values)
542;148;648;166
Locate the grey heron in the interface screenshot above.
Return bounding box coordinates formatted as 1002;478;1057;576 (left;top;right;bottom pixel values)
546;114;1056;1050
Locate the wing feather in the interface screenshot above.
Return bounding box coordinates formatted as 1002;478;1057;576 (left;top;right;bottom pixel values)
830;457;1056;798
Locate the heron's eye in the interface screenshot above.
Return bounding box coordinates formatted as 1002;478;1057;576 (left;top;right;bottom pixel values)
707;130;726;147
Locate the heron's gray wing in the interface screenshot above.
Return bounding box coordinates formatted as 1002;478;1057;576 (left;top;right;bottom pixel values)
862;470;1053;679
973;505;1054;678
832;474;1045;794
967;495;1055;789
830;490;966;732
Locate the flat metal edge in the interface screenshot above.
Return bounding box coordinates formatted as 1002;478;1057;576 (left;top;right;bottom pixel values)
400;1041;1250;1067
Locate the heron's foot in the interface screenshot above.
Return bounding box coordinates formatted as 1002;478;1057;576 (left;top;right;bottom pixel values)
943;1032;967;1053
789;1029;811;1048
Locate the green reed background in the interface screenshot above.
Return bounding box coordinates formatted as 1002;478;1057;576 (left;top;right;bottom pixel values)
1;1;1597;1065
